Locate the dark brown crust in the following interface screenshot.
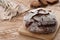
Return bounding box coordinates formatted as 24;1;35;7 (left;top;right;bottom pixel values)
24;9;57;34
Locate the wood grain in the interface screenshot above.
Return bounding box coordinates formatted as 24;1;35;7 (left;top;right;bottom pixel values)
19;8;60;40
0;0;60;40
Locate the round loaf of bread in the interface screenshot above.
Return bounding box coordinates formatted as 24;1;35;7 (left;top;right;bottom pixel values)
24;8;57;34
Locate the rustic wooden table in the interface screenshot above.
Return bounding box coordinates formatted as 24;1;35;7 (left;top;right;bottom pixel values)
0;0;60;40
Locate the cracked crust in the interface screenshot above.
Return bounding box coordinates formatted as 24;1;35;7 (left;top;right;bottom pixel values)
24;8;57;34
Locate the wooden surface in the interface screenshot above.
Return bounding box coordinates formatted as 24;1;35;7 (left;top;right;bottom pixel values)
19;8;60;40
0;0;60;40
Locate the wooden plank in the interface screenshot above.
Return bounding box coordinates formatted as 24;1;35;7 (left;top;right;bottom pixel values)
18;9;60;40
